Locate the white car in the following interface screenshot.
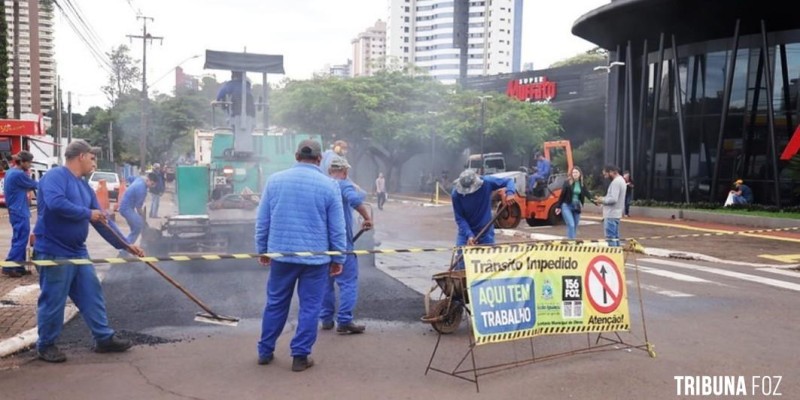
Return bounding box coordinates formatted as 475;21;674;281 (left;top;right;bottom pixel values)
88;171;121;200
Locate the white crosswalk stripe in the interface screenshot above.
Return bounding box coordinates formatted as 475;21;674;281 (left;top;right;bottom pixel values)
641;258;800;292
626;280;694;297
626;264;718;284
756;267;800;279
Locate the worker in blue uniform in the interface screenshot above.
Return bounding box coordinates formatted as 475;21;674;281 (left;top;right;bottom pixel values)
320;156;373;334
528;152;551;194
3;150;38;278
118;172;156;246
33;140;145;363
451;169;516;269
255;139;347;372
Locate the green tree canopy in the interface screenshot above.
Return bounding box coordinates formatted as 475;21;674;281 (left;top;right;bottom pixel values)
272;71;562;189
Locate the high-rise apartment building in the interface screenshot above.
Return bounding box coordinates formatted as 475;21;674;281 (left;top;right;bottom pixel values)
4;0;55;115
387;0;523;84
351;20;386;77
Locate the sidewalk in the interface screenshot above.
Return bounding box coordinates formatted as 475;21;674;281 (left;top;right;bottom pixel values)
0;189;175;359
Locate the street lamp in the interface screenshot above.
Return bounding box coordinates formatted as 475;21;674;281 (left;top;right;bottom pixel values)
150;54;202;88
593;61;625;73
478;95;493;172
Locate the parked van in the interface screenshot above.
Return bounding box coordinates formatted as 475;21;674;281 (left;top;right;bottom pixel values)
466;153;506;175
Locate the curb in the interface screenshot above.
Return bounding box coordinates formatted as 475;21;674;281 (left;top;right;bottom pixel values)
0;305;77;358
0;271;106;359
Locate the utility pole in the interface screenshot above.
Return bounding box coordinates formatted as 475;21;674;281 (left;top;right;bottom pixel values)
67;91;72;143
55;77;62;163
12;0;20;119
108;121;114;163
127;16;163;168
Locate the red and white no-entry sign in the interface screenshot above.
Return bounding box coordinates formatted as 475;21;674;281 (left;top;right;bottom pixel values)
584;255;623;313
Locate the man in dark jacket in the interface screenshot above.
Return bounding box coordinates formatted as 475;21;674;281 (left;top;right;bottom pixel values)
148;163;165;218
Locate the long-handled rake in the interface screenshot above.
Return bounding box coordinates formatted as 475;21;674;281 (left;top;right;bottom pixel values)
104;221;240;327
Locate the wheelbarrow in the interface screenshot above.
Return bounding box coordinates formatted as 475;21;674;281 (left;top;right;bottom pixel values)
421;267;469;334
420;202;508;334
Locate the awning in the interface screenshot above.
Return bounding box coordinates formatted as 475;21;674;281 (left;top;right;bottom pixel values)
204;50;285;74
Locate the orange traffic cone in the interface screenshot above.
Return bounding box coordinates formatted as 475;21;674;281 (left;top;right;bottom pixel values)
115;178;127;212
97;179;110;211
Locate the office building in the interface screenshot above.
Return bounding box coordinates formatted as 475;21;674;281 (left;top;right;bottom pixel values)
4;0;55;115
573;0;800;205
387;0;523;84
352;20;386;77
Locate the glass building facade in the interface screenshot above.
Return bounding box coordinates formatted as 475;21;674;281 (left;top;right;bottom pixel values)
573;0;800;205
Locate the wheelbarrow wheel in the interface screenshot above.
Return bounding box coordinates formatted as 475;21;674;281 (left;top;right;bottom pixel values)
430;300;464;334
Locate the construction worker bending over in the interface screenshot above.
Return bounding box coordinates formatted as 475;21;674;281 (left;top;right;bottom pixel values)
118;172;157;247
451;169;516;269
320;156;373;334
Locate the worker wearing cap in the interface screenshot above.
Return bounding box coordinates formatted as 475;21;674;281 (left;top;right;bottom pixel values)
33;140;145;363
451;169;516;269
320;155;373;334
3;150;38;278
255;139;347;372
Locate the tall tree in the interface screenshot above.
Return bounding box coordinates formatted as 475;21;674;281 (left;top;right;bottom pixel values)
102;45;141;106
272;72;562;190
0;2;8;118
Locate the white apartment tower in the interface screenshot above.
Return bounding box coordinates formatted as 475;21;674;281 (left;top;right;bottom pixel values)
4;0;56;115
351;20;387;77
387;0;523;84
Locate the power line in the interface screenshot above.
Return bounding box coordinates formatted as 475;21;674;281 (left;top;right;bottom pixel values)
51;0;113;73
123;0;139;14
62;0;107;51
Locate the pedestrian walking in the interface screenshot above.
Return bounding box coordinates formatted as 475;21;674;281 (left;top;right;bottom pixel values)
320;156;373;334
623;170;634;217
3;151;38;278
451;169;516;269
594;165;626;247
554;166;596;240
148;163;165;218
255;139;347;372
118;173;156;247
33;140;145;363
375;172;386;210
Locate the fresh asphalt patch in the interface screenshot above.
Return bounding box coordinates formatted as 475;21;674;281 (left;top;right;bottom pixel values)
57;258;424;350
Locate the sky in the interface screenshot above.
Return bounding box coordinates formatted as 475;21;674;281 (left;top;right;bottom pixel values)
54;0;610;113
